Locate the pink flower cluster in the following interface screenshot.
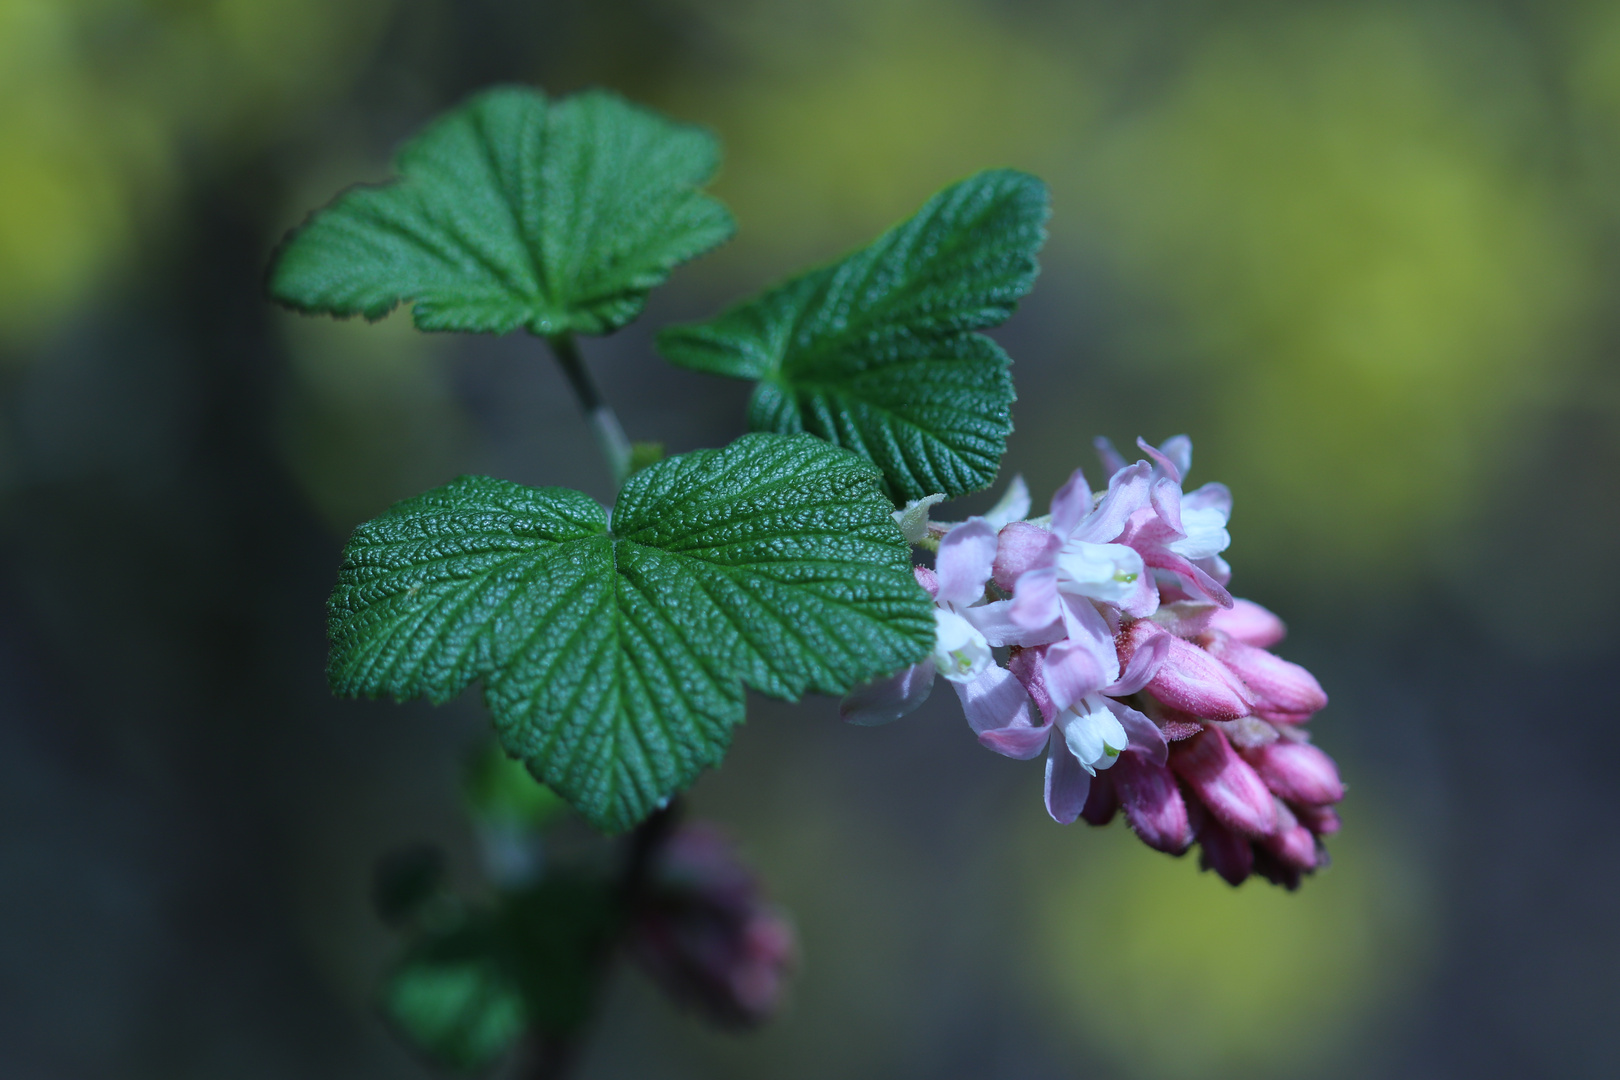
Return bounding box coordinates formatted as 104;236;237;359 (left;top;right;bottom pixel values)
845;437;1343;889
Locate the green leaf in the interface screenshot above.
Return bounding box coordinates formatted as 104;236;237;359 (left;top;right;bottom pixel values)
657;169;1049;501
269;86;734;336
384;876;620;1072
328;433;933;831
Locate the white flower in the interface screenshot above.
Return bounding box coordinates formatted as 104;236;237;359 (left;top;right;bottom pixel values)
1054;540;1146;606
931;608;993;683
1059;694;1129;775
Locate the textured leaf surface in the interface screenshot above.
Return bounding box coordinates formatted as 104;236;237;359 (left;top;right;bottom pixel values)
329;433;933;831
270;86;734;336
657;170;1048;500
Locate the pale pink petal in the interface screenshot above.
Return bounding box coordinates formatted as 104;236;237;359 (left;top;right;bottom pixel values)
1044;739;1093;825
992;521;1061;590
1009;566;1062;631
1048;468;1093;537
1171;727;1277;837
1149;474;1184;536
1093;436;1128;477
983;474;1031;529
1182;481;1231;517
1113;751;1193;853
948;664;1033;736
978;714;1054;760
1157;435;1194;479
1208;598;1286;647
961;599;1063;648
934;517;997;608
1105;700;1168;766
1136;435;1183;483
913;564;939;598
1008;646;1057;723
841;662;935;726
1058;592;1118;674
1141;546;1234;608
1042;637;1111;713
1104;628;1170;697
1072;462;1153;544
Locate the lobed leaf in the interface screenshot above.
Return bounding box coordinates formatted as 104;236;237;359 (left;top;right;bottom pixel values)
328;433;934;831
270;86;734;336
657;169;1049;500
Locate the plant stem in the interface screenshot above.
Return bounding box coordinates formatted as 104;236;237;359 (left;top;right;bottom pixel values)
546;333;632;486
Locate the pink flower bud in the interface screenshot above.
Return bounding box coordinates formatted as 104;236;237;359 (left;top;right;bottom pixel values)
1293;803;1342;836
992;521;1061;591
1194;813;1254;886
1122;622;1256;721
1170;726;1277;837
1080;770;1119;826
1112;751;1194;854
1200;632;1326;719
629;825;796;1028
1242;741;1344;806
913;564;939;598
1260;799;1320;872
1206;598;1287;647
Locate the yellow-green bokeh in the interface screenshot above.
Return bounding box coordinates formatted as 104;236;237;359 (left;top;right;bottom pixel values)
1021;805;1431;1079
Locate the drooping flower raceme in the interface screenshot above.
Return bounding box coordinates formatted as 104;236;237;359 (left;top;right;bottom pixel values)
844;437;1343;889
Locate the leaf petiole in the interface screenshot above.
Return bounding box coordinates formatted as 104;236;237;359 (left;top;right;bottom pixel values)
547;333;633;486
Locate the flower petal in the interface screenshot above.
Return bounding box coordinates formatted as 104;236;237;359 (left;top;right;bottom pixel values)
1104;628;1170;697
983;474;1032;529
1072;462;1153;544
1136;435;1184;483
1106;699;1168;766
1093;436;1128;477
1010;566;1063;631
1041;637;1112;713
1048;468;1093;537
1044;739;1093;825
935;517;998;608
1008;645;1058;723
949;664;1033;736
841;662;935;726
978;714;1054;760
961;599;1063;648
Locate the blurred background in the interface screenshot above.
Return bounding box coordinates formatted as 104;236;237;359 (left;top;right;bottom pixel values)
3;0;1618;1076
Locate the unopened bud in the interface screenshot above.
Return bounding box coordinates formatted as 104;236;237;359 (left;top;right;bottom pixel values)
1112;751;1194;854
1200;632;1326;720
1080;770;1119;826
1242;741;1344;806
1260;799;1320;872
993;521;1060;591
1206;598;1287;647
1122;622;1256;721
1170;726;1277;837
628;825;796;1028
1292;803;1342;836
1194;812;1254;886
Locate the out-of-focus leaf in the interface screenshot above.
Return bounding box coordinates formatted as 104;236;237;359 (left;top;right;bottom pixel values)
270;86;734;336
658;170;1047;500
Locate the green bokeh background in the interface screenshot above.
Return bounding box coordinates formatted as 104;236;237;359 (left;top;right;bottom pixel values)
3;2;1616;1077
